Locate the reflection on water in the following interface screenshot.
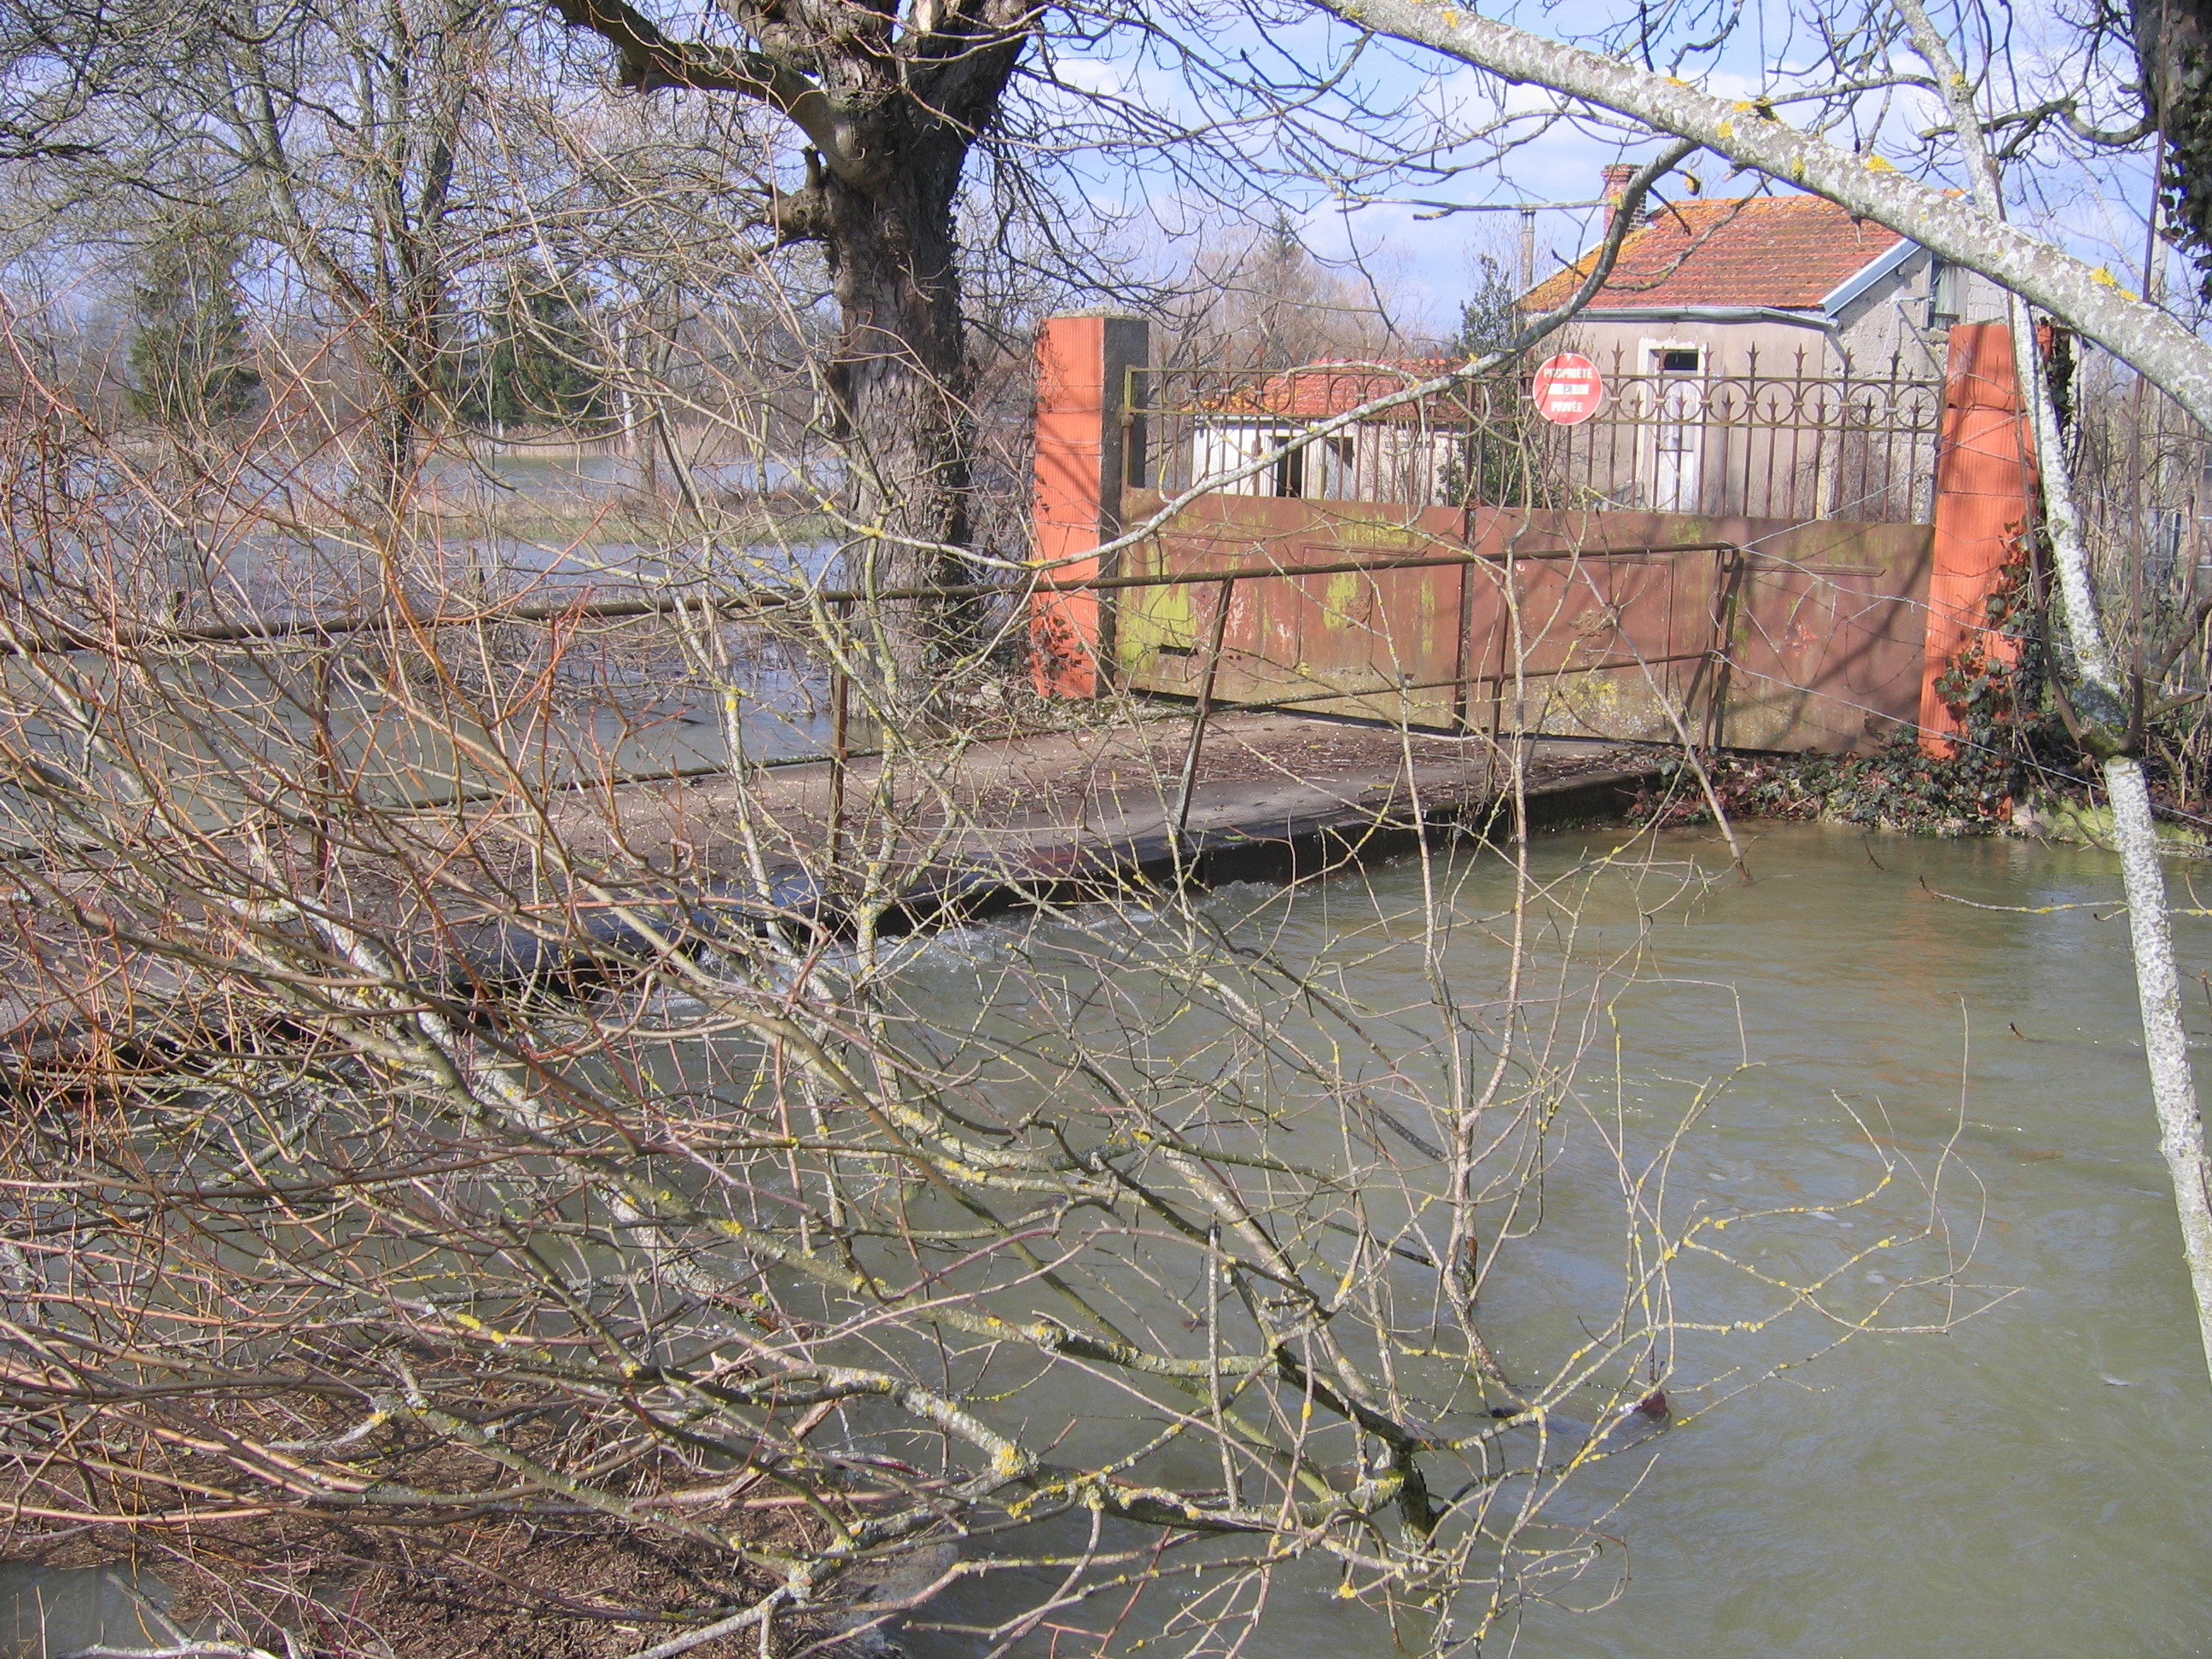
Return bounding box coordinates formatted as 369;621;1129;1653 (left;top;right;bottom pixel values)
0;533;865;837
904;823;2212;1656
207;531;845;611
449;447;841;497
0;1563;186;1657
247;445;845;509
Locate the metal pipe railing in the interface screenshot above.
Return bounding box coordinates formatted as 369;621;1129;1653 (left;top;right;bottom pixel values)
0;543;1734;657
0;539;1748;838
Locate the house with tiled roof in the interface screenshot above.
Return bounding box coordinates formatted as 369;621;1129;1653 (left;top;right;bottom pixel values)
1522;165;2006;381
1494;167;2002;516
1169;172;1979;516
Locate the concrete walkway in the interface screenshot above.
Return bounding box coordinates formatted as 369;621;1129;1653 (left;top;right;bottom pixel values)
541;710;1656;925
0;710;1659;1049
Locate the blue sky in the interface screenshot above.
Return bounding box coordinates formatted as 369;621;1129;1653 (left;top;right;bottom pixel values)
1033;0;2175;336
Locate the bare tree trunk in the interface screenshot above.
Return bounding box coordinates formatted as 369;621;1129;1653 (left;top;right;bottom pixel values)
2106;763;2212;1354
820;161;973;696
2014;340;2212;1375
549;0;1025;699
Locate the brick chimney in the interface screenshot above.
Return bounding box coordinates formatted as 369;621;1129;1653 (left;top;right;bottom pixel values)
1602;162;1638;236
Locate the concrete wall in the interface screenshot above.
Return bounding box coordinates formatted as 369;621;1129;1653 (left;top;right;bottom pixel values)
1549;315;1833;380
1832;247;2010;377
1189;420;1456;504
1558;249;2011;381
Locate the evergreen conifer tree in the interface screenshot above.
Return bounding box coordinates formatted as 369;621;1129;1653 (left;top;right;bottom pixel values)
457;271;610;433
126;218;262;428
1446;253;1539;508
1451;253;1522;361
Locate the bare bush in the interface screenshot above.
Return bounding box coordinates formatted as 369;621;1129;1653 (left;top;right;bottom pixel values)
0;315;1985;1656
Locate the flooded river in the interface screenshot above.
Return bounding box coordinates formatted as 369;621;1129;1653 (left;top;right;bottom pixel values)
8;820;2203;1657
1486;823;2212;1656
903;820;2212;1656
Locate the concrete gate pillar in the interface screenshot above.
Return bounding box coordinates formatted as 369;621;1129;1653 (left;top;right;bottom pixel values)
1030;312;1149;697
1920;321;2034;753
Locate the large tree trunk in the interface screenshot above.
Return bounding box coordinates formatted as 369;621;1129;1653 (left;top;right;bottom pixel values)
549;0;1028;694
820;150;974;697
363;317;439;515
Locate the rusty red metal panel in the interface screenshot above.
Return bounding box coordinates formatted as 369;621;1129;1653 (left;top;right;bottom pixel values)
1721;520;1941;750
1110;492;1933;753
1066;329;1946;748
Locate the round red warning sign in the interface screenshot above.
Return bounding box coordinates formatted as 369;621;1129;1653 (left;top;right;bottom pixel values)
1531;352;1605;425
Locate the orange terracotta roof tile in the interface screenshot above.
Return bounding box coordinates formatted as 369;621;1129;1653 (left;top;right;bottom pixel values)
1200;362;1452;420
1522;194;1906;313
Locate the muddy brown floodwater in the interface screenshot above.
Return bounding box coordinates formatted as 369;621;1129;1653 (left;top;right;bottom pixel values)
8;821;2203;1657
900;820;2212;1656
1481;823;2212;1656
